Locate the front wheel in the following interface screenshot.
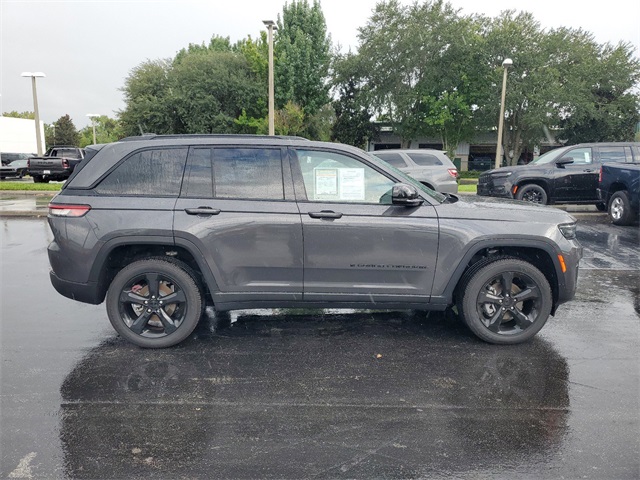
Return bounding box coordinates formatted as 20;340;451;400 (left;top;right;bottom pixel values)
516;184;548;205
106;258;204;348
608;190;636;226
457;258;553;344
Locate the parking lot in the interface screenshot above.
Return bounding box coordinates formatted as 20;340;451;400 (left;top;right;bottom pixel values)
1;212;638;479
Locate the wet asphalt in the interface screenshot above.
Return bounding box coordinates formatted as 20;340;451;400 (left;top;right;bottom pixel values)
1;214;638;479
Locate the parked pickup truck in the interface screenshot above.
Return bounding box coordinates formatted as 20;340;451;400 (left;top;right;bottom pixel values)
598;162;640;225
28;146;85;183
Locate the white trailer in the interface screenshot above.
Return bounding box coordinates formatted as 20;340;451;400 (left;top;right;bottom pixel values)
0;116;45;156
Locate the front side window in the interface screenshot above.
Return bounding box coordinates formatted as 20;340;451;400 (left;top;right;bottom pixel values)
96;148;187;196
295;150;395;204
562;147;592;165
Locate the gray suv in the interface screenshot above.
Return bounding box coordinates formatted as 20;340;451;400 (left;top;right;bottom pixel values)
47;135;582;348
372;149;459;193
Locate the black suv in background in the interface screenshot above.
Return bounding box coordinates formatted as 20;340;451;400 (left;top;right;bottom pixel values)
478;142;640;206
47;135;582;348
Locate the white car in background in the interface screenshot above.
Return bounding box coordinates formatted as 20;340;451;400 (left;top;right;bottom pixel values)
372;149;459;193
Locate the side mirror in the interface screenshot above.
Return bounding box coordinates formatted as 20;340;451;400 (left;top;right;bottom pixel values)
556;157;574;168
392;183;423;207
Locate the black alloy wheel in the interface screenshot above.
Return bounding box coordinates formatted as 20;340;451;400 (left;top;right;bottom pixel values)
106;258;203;348
516;184;548;205
458;257;552;344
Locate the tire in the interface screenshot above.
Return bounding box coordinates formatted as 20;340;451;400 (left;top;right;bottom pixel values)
106;258;204;348
516;184;548;205
32;175;43;183
595;202;606;212
457;257;552;345
608;190;636;226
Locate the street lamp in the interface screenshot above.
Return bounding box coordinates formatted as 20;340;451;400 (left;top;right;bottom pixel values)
87;114;100;145
263;20;277;136
21;72;46;156
494;58;513;170
50;123;56;145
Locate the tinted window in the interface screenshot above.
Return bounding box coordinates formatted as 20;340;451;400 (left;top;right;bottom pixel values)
295;150;395;204
183;148;213;198
96;148;187;196
374;152;408;168
562;147;592;165
213;148;283;200
599;146;628;163
407;152;443;166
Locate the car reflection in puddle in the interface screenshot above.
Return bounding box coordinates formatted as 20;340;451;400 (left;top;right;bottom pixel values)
59;309;569;478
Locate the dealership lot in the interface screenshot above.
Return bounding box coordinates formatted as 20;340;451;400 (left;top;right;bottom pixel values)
1;214;638;479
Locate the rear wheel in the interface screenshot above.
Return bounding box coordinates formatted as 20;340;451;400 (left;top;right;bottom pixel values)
457;258;552;344
516;184;548;205
32;175;43;183
106;258;204;348
608;190;635;226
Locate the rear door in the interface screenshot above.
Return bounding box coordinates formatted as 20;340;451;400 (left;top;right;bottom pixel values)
173;146;303;303
291;148;439;304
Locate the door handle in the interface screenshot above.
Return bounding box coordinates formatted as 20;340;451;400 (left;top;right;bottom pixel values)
185;207;221;216
583;169;595;173
308;210;343;219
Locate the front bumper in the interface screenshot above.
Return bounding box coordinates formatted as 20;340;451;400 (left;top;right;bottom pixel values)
555;241;583;310
477;176;513;198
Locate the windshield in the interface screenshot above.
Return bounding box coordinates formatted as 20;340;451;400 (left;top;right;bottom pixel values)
367;153;447;203
529;146;569;165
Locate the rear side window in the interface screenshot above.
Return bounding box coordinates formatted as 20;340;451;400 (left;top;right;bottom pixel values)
407;152;443;166
599;146;629;163
182;147;284;200
374;152;408;168
95;148;187;196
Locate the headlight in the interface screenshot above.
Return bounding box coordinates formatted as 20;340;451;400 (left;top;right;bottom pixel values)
558;222;577;240
491;171;513;178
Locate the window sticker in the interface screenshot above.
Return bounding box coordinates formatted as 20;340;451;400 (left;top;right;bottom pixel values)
314;168;338;198
339;168;365;200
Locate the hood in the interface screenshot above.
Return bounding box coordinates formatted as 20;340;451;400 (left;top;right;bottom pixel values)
438;194;576;224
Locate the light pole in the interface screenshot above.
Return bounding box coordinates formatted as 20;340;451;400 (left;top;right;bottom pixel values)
494;58;513;170
50;123;56;145
87;114;100;144
263;20;277;136
21;72;46;156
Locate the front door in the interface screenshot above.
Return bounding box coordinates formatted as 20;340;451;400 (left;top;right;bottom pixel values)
290;148;439;303
552;147;597;201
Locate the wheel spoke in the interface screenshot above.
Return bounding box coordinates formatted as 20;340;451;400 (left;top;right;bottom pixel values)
120;290;147;305
512;308;534;330
145;273;160;298
514;286;539;303
161;290;186;305
500;272;514;295
478;290;503;305
157;308;178;334
486;309;506;333
130;310;153;334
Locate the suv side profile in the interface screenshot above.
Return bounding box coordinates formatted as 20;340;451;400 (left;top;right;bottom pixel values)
48;135;582;348
478;142;640;206
371;149;458;193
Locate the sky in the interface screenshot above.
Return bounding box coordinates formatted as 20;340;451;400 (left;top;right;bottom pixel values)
1;0;639;129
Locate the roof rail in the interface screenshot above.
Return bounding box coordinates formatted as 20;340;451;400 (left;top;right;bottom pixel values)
118;134;310;142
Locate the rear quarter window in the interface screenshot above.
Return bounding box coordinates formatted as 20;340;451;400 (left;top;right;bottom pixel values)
407;152;443;166
95;148;188;196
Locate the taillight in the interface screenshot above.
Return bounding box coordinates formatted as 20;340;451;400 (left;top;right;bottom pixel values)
27;159;31;168
48;204;91;217
448;168;458;178
62;159;69;168
598;166;603;183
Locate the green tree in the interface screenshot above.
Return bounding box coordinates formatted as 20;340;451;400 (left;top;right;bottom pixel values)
275;0;331;116
79;115;124;147
331;53;378;148
118;59;176;136
356;0;487;156
2;111;35;119
51;114;80;146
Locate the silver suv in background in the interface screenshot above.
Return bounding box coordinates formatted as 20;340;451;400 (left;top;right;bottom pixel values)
372;149;459;193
